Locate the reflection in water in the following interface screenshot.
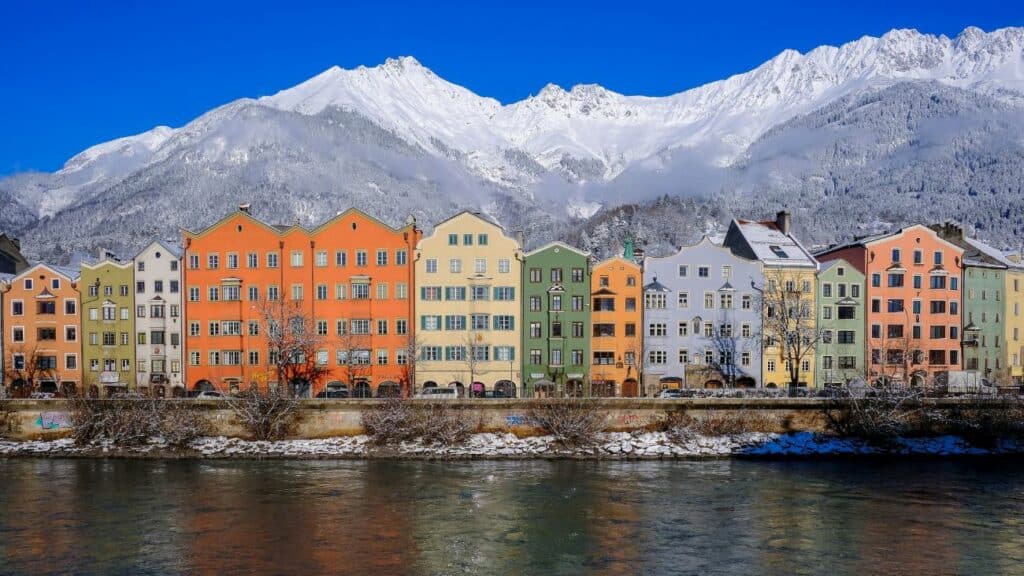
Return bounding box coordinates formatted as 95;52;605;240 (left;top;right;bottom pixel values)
1;458;1023;575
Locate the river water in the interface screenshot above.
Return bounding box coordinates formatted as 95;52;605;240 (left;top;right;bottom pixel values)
1;458;1022;575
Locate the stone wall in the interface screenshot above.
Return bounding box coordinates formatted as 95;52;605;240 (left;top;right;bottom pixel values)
1;397;1012;441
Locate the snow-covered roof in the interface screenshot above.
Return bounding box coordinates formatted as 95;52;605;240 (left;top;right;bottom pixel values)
960;236;1022;269
731;220;817;268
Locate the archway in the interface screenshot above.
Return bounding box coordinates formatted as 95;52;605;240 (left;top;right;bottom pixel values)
10;378;29;398
88;384;100;398
352;380;372;398
494;380;517;398
470;381;486;398
171;386;186;398
735;377;756;389
703;379;724;389
194;379;214;392
766;383;777;389
622;378;639;398
566;379;585;397
59;382;77;398
591;380;615;397
422;380;438;389
910;371;928;388
532;380;555;398
659;376;683;391
449;382;465;398
376;381;401;398
154;385;167;398
39;380;57;394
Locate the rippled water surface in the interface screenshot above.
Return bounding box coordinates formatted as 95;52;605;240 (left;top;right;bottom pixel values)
1;458;1023;575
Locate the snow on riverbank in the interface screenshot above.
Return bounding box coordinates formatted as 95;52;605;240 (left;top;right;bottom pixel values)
1;432;1022;459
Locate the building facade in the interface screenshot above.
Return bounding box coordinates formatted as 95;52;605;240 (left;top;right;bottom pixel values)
589;255;643;397
133;241;184;396
522;242;591;397
815;259;866;387
817;225;965;386
183;206;420;397
0;234;29;275
643;237;763;390
723;211;819;388
414;212;522;397
80;258;136;395
932;223;1024;383
1;264;81;396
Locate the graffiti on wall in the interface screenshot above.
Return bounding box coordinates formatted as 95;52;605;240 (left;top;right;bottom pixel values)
35;412;71;430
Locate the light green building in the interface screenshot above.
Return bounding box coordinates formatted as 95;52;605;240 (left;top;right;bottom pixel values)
80;258;136;396
522;242;591;397
815;259;866;387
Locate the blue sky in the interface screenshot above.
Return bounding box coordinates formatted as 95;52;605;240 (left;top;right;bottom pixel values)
0;0;1020;175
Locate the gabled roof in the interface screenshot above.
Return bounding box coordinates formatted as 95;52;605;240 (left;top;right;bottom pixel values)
593;255;641;270
818;224;964;258
133;239;182;260
644;235;760;265
524;241;588;258
80;257;133;272
959;236;1021;269
4;262;79;284
726;220;817;269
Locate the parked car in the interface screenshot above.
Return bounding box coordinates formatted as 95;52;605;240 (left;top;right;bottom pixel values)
414;387;459;400
194;391;226;400
316;385;350;399
28;392;56;400
481;390;509;399
656;389;684;399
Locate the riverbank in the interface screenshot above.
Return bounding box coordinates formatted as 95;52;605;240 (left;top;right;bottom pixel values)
3;431;1023;459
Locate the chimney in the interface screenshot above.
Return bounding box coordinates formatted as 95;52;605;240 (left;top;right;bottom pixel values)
10;237;21;251
623;238;635;261
515;230;525;248
776;211;792;235
238;203;251;214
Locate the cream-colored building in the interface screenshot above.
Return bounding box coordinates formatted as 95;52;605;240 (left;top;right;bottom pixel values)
414;212;523;396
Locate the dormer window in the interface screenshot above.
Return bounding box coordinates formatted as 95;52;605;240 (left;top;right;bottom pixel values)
891;248;901;263
769;245;789;258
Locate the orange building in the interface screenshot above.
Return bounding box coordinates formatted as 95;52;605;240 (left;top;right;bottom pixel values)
182;206;420;397
1;264;82;396
817;225;965;386
590;253;643;397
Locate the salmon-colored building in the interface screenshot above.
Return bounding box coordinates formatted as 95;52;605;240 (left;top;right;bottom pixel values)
1;264;82;396
816;225;965;386
590;249;643;397
182;206;420;397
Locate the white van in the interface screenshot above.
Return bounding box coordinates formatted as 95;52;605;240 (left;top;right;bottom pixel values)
414;387;459;399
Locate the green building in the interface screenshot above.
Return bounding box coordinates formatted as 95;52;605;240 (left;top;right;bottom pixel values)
522;242;591;397
815;259;866;387
80;258;136;396
961;265;1005;375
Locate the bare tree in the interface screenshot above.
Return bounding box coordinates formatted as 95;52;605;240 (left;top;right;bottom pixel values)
3;344;63;397
335;327;373;396
398;333;425;396
755;271;823;392
255;299;329;397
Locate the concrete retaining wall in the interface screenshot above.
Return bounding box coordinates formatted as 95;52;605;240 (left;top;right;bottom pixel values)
1;398;1015;441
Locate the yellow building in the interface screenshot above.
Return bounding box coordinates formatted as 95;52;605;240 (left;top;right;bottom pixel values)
723;212;819;388
1005;268;1024;384
413;212;523;396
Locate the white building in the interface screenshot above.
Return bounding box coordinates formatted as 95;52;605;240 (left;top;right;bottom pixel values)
132;241;184;396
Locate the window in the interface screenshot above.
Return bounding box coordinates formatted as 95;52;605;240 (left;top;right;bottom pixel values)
645;293;666;309
445;315;466;330
267;285;280;301
376;283;388;300
930;326;947;339
823;306;832;320
571;268;584;282
471;314;489;331
267;252;279;268
478;234;488;246
494;315;514;331
677;265;688;277
887;299;904;313
448;233;458;246
351;283;369;299
208;286;220;302
472;286;490;301
593;323;614;338
822;283;832;298
872;273;881;288
550;268;563;283
837;306;855;320
930;300;947;314
719;293;733;309
550;294;561;311
649;323;667;337
647;350;667;365
593;351;614;365
64;299;76;314
291;284;304;301
891;248;902;263
223;285;240;301
421;286;442;301
530;349;543;365
351;320;371;334
207;253;220;269
475;258;486;274
463;234;473;246
572;322;584;338
395;250;408;266
421;347;442;362
704;292;714;309
494;287;515;301
65;326;77;341
930;275;947;290
698;266;709;278
290;251;304;267
426;259;437;273
498;259;510;274
888;273;904;288
247;252;259;268
530;268;542;282
449;259;462;273
934;251;943;266
887;325;904;338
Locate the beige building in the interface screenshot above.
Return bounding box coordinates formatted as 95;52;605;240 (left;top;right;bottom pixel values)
414;212;523;396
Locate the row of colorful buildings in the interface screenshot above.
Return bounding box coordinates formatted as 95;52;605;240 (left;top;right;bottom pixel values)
2;207;1022;398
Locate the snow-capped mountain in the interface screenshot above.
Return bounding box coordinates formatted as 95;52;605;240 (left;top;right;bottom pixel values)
2;26;1024;261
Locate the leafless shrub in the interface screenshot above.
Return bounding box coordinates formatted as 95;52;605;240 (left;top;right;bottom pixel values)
528;400;605;447
414;403;476;446
227;388;300;441
361;398;417;445
361;399;476;447
928;397;1024;448
823;386;931;445
664;409;779;442
68;396;210;447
